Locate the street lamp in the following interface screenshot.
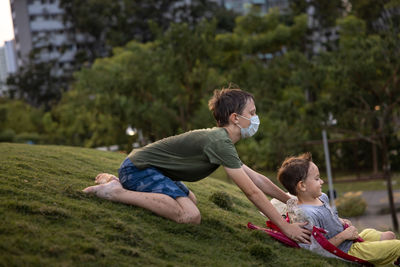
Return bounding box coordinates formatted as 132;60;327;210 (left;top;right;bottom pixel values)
322;113;337;208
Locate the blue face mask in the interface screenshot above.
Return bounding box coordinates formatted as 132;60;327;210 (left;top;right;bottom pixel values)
237;114;260;138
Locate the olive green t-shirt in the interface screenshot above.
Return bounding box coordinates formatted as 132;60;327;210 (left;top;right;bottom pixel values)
128;127;242;182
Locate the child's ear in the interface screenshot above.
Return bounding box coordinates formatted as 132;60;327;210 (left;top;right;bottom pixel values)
296;181;306;192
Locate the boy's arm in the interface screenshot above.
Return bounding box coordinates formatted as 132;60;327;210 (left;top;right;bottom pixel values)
224;166;310;244
242;164;290;203
328;226;359;247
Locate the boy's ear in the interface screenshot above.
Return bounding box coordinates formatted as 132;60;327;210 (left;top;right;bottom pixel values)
229;113;239;124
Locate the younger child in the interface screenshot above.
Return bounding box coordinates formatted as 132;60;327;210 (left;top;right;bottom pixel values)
277;153;400;266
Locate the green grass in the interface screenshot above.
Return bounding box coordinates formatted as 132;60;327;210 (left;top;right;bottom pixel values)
0;143;356;266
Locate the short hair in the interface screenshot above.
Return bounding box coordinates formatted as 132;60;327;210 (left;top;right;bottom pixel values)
208;85;254;127
277;153;312;195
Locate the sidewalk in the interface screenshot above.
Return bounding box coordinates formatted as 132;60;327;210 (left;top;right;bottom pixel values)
348;190;400;231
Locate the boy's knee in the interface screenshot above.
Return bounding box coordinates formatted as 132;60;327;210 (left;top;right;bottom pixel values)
177;209;201;224
188;191;197;205
189;210;201;224
381;231;396;241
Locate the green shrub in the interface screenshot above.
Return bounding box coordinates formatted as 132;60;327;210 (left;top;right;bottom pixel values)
336;191;367;217
0;99;44;144
209;191;233;210
0;129;16;142
14;132;42;144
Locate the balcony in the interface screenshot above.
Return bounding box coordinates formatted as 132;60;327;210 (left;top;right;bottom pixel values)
30;20;63;31
28;3;64;15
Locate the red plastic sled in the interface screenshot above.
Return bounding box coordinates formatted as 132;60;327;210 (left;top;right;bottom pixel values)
247;219;373;266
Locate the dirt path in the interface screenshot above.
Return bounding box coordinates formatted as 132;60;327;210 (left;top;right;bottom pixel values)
347;190;400;231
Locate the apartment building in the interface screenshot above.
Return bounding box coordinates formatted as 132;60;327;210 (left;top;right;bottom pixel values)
10;0;93;76
216;0;289;14
0;47;8;95
0;40;18;95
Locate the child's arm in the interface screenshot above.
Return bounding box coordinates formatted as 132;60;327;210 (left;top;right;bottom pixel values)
242;164;291;203
328;225;359;247
339;218;352;226
224;166;311;244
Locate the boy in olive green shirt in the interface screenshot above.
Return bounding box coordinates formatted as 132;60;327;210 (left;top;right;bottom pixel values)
83;87;310;243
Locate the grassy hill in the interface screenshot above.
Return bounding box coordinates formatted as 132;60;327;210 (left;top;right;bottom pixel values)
0;143;354;266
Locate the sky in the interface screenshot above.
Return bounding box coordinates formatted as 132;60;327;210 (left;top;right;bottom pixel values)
0;0;14;46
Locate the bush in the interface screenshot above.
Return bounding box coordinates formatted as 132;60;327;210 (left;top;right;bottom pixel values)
14;132;42;144
0;129;16;142
209;191;233;210
0;99;44;144
335;191;367;217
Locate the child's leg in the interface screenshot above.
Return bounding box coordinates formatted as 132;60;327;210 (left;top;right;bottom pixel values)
359;228;396;241
348;239;400;266
84;158;201;224
95;173;119;184
83;180;201;224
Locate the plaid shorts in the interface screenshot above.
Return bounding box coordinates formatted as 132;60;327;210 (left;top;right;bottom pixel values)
118;158;190;199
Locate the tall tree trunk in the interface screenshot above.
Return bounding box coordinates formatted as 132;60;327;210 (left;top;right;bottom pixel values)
382;136;399;232
372;142;378;173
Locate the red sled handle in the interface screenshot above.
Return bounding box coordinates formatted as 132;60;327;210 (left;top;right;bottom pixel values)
247;222;300;248
312;226;372;266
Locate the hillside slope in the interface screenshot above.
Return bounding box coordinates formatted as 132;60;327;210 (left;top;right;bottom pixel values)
0;143;353;266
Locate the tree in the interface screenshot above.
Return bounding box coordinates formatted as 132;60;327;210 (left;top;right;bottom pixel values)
317;14;400;230
348;0;399;33
6;61;65;111
49;19;223;148
0;98;44;143
59;0;237;59
290;0;345;28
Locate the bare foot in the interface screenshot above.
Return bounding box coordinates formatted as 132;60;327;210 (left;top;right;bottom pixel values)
381;231;396;240
83;180;123;200
95;173;119;184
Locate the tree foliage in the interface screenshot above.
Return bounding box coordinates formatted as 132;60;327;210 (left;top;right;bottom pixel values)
320;14;400;169
349;0;400;33
59;0;237;58
0;98;44;143
6;61;65;111
289;0;345;28
46;20;224;149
